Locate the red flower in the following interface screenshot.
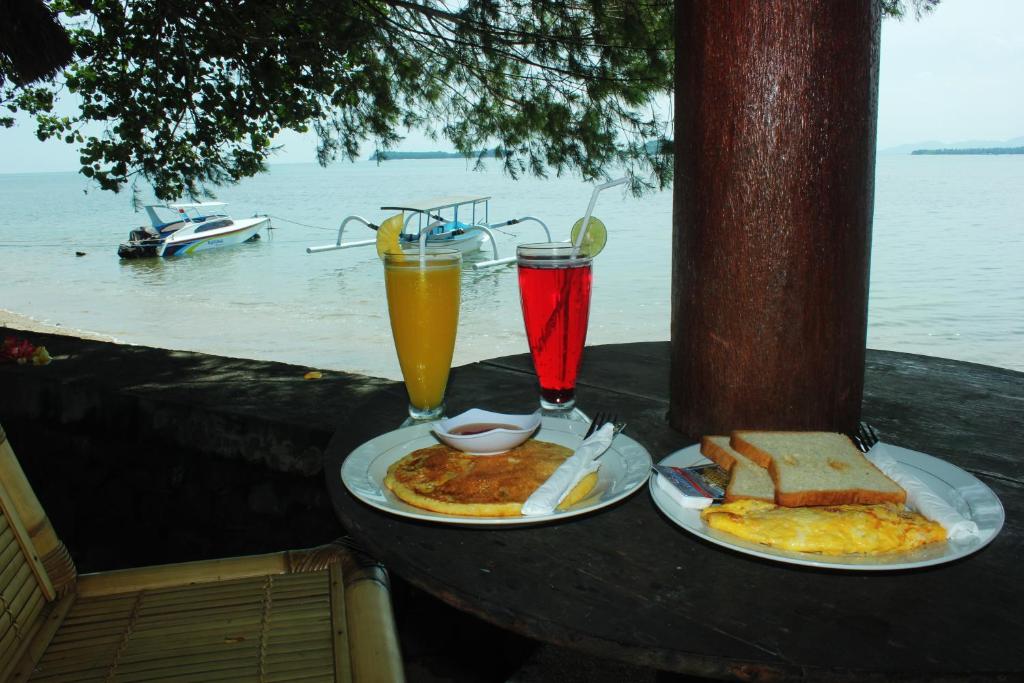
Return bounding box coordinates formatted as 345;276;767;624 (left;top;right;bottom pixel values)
1;336;51;365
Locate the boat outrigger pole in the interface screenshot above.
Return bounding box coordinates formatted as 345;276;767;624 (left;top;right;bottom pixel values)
306;216;378;253
470;216;551;269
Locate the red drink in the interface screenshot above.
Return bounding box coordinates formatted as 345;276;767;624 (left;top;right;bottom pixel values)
517;244;593;411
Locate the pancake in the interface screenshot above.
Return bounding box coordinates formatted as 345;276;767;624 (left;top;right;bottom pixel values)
384;439;598;517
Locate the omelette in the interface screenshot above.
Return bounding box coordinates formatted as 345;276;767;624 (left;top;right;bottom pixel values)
700;499;946;555
385;439;598;517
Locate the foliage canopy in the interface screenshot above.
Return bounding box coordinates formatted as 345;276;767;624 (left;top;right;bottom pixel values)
2;0;674;199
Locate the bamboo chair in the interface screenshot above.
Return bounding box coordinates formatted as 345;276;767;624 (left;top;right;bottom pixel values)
0;423;405;682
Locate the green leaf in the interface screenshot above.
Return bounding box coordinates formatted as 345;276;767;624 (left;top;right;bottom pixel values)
9;0;677;199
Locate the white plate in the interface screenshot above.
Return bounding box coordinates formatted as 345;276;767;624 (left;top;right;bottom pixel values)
341;417;652;526
650;443;1005;570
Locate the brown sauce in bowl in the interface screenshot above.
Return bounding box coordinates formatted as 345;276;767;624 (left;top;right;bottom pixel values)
448;423;522;435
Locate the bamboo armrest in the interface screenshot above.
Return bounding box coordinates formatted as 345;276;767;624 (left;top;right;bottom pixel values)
76;550;296;597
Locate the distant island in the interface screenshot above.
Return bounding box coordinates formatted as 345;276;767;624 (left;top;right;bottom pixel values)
911;147;1024;156
371;139;671;161
880;136;1024;155
370;149;497;161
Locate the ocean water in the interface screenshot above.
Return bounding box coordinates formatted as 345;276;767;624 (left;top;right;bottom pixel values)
0;155;1021;379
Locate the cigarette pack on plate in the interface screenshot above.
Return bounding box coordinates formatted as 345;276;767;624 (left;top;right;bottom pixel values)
652;464;726;509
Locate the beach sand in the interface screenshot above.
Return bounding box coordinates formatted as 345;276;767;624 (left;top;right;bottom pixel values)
0;308;117;343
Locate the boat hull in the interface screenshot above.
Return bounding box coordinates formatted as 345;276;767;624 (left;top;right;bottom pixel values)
402;228;489;255
159;216;269;257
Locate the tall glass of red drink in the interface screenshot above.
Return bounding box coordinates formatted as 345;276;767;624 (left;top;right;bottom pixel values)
516;242;593;417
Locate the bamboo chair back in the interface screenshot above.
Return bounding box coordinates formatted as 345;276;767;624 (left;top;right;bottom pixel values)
0;426;75;599
0;501;47;671
0;425;60;680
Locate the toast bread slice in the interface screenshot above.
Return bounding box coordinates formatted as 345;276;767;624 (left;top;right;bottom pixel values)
730;431;906;507
700;435;775;503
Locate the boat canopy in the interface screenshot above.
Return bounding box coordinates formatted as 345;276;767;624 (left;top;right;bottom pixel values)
380;195;491;214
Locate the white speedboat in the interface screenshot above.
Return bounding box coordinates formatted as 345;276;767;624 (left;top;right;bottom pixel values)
118;202;270;258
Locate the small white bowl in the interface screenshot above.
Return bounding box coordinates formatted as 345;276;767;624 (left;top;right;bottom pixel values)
434;409;542;455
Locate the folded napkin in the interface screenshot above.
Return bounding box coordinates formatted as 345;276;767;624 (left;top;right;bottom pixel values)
520;424;615;516
865;442;980;542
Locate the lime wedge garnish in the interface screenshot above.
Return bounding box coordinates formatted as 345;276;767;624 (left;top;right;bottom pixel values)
570;216;607;257
376;212;405;259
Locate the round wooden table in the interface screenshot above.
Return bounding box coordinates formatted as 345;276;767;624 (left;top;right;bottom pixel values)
324;343;1023;681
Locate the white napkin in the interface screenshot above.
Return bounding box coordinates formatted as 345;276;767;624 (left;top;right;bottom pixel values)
865;441;980;542
521;424;615;516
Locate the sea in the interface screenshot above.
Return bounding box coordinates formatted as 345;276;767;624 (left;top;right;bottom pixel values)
1;155;1022;380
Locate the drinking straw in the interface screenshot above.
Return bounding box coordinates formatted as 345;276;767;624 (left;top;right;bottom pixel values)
571;177;628;257
535;177;628;368
532;178;631;384
418;219;444;262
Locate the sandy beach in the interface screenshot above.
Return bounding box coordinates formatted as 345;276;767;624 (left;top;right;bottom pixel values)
1;308;117;343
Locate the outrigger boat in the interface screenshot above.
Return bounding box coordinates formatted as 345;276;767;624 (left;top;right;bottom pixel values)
118;202;269;259
306;194;551;269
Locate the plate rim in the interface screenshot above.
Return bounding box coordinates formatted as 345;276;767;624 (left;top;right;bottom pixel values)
341;417;653;526
649;443;1005;571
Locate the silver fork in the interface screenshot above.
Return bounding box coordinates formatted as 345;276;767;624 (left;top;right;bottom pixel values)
584;412;618;439
850;421;880;453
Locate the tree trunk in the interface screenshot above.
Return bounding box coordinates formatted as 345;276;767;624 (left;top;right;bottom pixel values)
670;0;880;438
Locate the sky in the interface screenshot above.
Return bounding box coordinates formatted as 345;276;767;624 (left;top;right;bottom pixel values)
1;0;1021;174
876;0;1024;149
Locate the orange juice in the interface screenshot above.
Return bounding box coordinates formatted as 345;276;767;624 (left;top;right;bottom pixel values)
384;250;461;419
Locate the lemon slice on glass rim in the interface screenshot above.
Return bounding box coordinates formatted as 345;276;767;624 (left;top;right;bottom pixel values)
376;212;405;259
569;216;608;257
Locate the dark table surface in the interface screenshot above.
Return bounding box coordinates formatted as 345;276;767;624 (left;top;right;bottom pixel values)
324;343;1023;681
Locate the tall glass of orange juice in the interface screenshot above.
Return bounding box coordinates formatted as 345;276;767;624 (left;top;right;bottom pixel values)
384;248;461;423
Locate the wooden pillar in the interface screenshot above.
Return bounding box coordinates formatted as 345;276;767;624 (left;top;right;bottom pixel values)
670;1;880;438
